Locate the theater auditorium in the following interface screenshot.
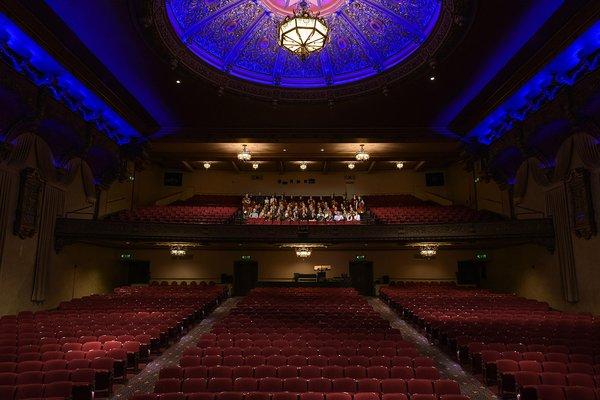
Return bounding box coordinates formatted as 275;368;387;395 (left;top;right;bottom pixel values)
0;1;599;400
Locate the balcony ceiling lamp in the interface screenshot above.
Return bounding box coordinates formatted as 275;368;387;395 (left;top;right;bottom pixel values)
237;144;252;161
355;144;370;162
295;247;312;258
396;162;404;169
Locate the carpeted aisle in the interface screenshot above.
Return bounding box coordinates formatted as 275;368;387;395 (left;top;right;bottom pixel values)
368;297;498;400
111;297;241;400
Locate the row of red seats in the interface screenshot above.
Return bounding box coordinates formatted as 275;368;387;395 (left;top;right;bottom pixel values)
519;384;600;400
130;288;470;400
0;285;226;399
369;206;501;224
0;381;74;399
172;195;242;208
380;283;600;399
151;377;461;396
131;392;470;400
158;363;439;380
244;219;361;225
106;205;238;224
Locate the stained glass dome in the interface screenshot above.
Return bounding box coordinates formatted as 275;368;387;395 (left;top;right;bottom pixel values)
166;0;442;89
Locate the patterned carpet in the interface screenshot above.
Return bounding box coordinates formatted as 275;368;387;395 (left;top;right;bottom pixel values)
368;298;498;400
111;297;241;400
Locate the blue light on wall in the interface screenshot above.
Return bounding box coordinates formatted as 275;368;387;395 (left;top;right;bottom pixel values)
468;20;600;145
0;12;142;145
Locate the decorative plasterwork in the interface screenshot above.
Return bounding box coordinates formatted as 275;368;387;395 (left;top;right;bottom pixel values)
143;0;460;101
0;13;142;145
468;20;600;145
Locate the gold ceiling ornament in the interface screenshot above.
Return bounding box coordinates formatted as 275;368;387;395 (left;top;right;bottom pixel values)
237;144;252;161
278;0;329;60
355;144;370;162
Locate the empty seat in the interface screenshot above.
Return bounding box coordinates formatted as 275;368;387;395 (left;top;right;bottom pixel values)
208;377;234;392
433;380;460;395
367;366;389;379
564;386;596;400
353;393;380;400
155;378;182;393
160;366;184;380
534;385;566;400
224;377;252;392
259;377;283;392
566;373;595;387
414;367;439;380
308;377;332;392
284;377;308;392
407;379;433;395
322;366;344;379
357;378;381;392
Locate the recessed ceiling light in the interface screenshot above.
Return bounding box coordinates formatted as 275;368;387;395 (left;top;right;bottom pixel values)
252;162;259;170
300;162;307;170
429;75;436;81
348;163;355;170
320;148;324;152
283;148;287;152
176;79;182;84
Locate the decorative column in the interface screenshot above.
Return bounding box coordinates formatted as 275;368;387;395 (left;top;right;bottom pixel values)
545;184;578;303
0;168;14;269
31;183;65;302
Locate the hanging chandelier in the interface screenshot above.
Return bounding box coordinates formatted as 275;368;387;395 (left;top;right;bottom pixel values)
170;245;187;257
278;0;329;60
237;144;252;161
419;244;438;259
355;144;370;162
295;247;312;258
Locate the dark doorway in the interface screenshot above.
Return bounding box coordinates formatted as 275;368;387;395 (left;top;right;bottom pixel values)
126;260;150;285
349;260;374;296
233;260;259;296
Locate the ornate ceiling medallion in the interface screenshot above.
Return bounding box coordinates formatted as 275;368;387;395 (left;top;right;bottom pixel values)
143;0;460;101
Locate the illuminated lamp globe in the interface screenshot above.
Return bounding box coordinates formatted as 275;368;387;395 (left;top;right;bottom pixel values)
355;144;370;161
348;162;355;170
300;162;307;170
279;0;329;60
237;144;252;161
396;162;404;169
295;247;312;258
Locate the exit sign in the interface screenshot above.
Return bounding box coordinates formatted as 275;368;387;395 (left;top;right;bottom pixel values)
241;255;251;261
475;251;488;261
120;252;134;261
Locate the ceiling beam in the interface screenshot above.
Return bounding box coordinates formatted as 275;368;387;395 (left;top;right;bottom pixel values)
154;127;459;143
181;161;195;172
367;161;376;173
414;161;426;171
231;161;240;172
151;152;460;163
322;160;328;173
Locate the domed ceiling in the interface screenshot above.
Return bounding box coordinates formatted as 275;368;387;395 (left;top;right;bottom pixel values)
165;0;443;89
